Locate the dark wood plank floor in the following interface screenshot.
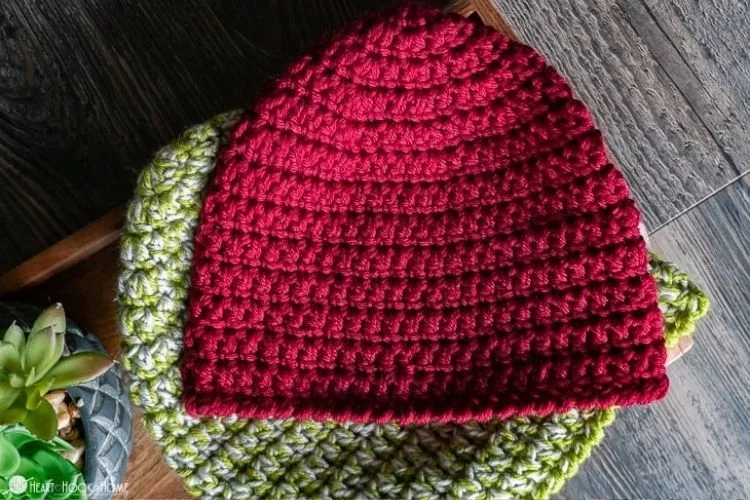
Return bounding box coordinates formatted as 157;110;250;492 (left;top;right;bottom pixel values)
492;0;750;496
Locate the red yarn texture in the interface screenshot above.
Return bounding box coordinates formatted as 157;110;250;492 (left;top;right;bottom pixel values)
182;4;668;424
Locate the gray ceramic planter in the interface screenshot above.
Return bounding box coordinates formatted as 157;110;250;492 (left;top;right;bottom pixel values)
0;303;132;500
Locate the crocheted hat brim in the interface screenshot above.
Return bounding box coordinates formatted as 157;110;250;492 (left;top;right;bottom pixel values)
181;4;667;424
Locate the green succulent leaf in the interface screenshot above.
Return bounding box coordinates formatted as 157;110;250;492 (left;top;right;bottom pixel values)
0;435;21;476
24;378;57;412
23;327;57;376
0;424;83;500
9;373;25;388
4;430;40;451
47;436;75;454
0;380;20;412
17;444;83;500
25;446;78;486
28;334;65;385
26;386;44;411
21;398;57;441
14;456;47;495
45;334;67;378
0;341;21;375
26;366;37;387
35;377;56;401
0;407;28;425
45;351;113;390
4;428;74;453
3;323;25;354
32;304;66;336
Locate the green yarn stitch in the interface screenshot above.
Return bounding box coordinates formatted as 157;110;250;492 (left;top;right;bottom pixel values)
650;254;710;347
117;112;708;499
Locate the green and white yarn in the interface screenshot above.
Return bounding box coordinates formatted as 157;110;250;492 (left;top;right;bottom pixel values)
117;113;709;499
650;254;710;347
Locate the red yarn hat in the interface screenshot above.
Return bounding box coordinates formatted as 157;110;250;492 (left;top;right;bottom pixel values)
181;4;667;424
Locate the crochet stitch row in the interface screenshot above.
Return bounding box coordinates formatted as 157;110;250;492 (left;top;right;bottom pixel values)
117;111;708;499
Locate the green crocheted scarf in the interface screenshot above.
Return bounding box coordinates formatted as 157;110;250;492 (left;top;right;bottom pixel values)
117;112;709;499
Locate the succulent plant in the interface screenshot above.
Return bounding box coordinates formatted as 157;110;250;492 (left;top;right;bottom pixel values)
0;305;113;441
0;424;85;499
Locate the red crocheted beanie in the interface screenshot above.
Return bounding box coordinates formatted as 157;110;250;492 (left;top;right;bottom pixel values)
181;4;667;424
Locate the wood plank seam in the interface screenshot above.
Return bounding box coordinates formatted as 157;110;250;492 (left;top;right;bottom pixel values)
649;171;750;234
625;0;743;174
0;207;125;297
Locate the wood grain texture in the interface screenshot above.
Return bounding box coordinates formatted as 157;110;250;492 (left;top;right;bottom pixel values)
562;175;750;498
619;0;750;185
0;0;445;274
0;207;124;296
490;0;743;228
127;412;190;499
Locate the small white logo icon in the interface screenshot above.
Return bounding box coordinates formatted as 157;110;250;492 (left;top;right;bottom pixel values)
8;475;27;494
